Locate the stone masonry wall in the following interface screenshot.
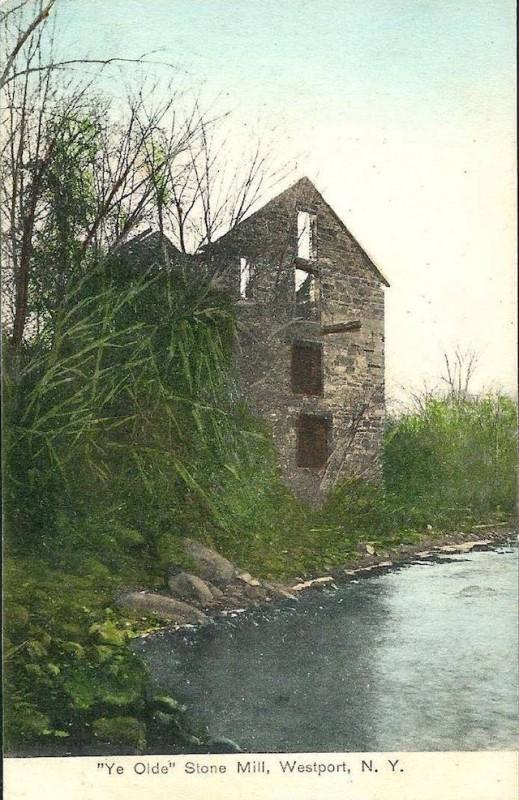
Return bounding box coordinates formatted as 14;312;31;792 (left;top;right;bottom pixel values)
211;177;387;504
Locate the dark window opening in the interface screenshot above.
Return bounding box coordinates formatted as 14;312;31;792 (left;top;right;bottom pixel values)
296;414;330;468
291;341;323;395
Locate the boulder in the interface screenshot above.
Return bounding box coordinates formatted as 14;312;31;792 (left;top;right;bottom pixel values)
236;571;261;587
117;592;209;625
168;572;216;606
262;581;297;600
232;581;268;602
206;736;242;753
468;539;492;551
206;581;224;600
291;576;334;592
183;539;236;585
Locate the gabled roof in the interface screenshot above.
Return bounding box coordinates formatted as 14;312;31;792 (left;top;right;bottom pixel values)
116;230;182;270
212;176;390;288
297;177;390;288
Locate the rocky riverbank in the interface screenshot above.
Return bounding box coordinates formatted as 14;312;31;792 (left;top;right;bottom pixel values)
116;523;516;630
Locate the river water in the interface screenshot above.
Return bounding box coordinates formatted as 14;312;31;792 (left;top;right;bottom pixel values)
135;543;518;752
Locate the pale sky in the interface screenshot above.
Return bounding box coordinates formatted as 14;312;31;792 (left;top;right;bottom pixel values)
51;1;518;401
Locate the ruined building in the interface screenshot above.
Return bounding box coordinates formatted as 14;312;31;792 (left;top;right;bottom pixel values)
122;177;388;502
209;177;389;502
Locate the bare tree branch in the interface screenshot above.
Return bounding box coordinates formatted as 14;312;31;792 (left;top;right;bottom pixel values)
4;53;180;86
0;0;56;89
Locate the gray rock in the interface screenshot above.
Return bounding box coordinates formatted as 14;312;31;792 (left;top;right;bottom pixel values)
454;541;483;553
206;736;242;753
262;581;297;600
236;571;261;587
234;582;268;601
168;572;215;606
206;581;224;600
291;576;333;592
117;592;209;624
183;538;236;585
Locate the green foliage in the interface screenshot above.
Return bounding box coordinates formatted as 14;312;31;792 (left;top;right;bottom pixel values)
383;394;518;528
3;258;238;754
196;393;517;578
3;554;201;754
5;257;237;553
211;473;415;579
30;110;101;318
92;717;146;750
4;249;517;754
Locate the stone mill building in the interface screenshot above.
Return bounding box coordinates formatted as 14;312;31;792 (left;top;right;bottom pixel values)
122;177;389;503
208;177;389;503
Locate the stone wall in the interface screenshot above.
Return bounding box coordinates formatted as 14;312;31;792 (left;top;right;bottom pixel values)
210;177;387;503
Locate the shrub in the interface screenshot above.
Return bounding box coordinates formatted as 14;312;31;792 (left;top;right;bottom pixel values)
384;394;517;528
2;260;237;754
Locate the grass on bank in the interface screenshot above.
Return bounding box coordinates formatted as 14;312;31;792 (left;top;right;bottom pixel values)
3;260;517;754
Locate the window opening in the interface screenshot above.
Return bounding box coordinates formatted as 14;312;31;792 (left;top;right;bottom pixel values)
295;267;317;318
296;414;329;468
291;342;323;395
297;210;317;260
240;257;254;299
